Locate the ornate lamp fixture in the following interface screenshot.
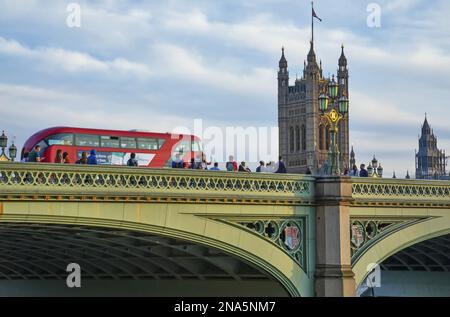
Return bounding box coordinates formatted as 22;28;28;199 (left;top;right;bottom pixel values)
318;75;349;175
0;131;9;162
367;155;383;178
0;131;17;162
8;137;17;162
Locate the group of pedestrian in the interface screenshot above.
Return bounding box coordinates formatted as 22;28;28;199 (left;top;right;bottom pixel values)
172;154;287;174
22;146;139;167
348;164;369;177
172;153;211;170
22;146;289;174
255;158;287;173
54;149;71;164
75;149;98;165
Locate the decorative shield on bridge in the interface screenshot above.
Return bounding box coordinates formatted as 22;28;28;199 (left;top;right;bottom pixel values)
351;223;365;248
284;224;300;250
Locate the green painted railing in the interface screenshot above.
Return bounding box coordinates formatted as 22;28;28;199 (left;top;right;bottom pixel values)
351;177;450;204
1;162;449;205
0;162;315;202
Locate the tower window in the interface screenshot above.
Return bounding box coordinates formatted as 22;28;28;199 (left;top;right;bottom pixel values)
296;126;300;152
302;125;306;151
290;127;294;153
319;125;324;150
326;126;330;149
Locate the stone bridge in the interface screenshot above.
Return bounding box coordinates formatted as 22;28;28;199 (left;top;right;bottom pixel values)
0;163;448;296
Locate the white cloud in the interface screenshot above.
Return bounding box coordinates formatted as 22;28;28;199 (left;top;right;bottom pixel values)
0;37;151;77
42;48;109;72
0;37;32;56
384;0;423;13
351;90;420;126
153;43;274;95
161;8;450;77
162;9;310;57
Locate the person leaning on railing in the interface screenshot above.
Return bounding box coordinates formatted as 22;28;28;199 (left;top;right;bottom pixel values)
349;165;359;177
54;149;63;163
238;162;251;173
359;164;368;177
21;152;29;163
209;162;221;171
76;152;88;164
226;156;238;171
63;152;70;164
28;145;41;163
274;156;287;174
127;153;138;167
171;153;185;168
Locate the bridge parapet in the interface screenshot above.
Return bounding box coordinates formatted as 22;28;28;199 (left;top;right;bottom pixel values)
0;163;315;205
351;178;450;207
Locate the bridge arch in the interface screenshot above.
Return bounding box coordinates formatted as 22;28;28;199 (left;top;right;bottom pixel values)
352;214;450;287
0;200;313;297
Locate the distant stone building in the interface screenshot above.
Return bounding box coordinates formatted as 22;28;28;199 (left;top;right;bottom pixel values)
277;41;349;174
415;116;447;179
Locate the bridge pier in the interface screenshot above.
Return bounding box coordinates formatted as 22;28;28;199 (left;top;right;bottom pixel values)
315;177;356;297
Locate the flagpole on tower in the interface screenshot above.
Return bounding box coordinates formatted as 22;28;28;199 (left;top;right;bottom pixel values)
311;1;314;45
311;1;322;46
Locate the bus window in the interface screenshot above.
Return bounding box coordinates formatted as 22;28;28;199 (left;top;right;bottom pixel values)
191;140;202;152
120;137;137;149
75;134;100;147
158;139;166;148
101;136;120;148
173;140;190;155
137;138;164;150
46;133;74;146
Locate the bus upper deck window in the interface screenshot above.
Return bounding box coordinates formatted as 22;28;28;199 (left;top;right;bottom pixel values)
101;136;120;148
120;137;137;149
46;133;74;146
137;138;159;150
75;134;100;147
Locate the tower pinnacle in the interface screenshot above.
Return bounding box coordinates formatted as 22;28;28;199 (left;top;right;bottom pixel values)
422;115;431;135
339;44;347;67
307;41;317;64
279;47;287;69
350;146;356;168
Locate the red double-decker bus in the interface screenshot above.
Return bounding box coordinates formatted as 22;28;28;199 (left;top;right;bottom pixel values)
21;127;202;168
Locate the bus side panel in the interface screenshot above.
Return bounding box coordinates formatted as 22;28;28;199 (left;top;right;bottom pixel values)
42;146;77;163
151;138;181;168
41;147;55;163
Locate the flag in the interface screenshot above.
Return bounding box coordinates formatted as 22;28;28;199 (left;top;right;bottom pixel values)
312;7;322;22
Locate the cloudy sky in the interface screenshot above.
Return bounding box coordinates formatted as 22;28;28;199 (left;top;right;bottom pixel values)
0;0;449;176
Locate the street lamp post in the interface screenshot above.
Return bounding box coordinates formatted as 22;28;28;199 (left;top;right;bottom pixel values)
318;75;349;175
0;131;17;162
367;155;383;178
0;131;9;162
9;137;17;162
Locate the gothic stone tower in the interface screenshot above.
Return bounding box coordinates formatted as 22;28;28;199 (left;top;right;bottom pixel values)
278;42;350;174
415;116;447;179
